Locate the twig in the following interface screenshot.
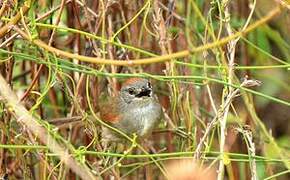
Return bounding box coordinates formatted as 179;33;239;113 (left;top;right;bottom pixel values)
217;0;257;178
158;1;185;22
0;74;96;180
236;127;257;180
36;0;72;21
194;85;241;160
11;7;281;66
0;2;30;38
48;0;66;45
194;78;260;160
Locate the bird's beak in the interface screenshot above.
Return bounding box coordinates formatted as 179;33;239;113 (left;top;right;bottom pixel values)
135;87;152;98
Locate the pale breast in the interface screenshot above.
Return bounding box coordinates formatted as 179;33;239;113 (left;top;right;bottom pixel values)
120;101;161;137
134;102;160;136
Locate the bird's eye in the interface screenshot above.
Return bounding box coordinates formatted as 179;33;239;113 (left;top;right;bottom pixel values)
128;88;135;95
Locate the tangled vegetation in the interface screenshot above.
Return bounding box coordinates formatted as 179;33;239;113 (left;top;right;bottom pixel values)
0;0;289;179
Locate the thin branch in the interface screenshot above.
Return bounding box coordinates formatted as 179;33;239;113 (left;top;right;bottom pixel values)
0;74;96;180
236;127;257;180
11;7;281;66
0;2;30;38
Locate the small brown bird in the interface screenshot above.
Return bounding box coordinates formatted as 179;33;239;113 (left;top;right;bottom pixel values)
100;78;162;142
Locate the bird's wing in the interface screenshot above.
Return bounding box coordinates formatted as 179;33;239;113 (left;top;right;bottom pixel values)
99;98;121;124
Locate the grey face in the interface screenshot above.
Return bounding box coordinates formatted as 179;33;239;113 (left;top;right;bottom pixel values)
120;79;153;103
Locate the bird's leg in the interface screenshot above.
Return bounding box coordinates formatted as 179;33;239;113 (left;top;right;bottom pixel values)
143;138;157;154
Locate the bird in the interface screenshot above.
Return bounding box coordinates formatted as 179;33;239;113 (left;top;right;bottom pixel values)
99;78;162;143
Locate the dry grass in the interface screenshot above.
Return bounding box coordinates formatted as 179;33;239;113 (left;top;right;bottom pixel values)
0;0;289;179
